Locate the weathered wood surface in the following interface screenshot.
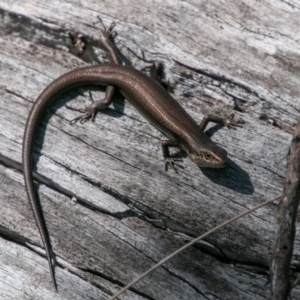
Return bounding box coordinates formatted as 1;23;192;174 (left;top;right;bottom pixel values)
0;0;300;299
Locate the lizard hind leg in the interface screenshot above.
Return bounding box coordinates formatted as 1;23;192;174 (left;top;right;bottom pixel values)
66;18;122;124
97;17;122;65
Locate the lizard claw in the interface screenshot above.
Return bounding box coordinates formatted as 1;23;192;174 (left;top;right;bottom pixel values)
69;109;96;124
224;113;243;129
164;157;184;173
66;91;98;124
68;104;98;124
97;17;116;39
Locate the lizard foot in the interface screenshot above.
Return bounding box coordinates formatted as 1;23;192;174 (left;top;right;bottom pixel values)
164;157;184;173
223;113;244;129
66;91;98;124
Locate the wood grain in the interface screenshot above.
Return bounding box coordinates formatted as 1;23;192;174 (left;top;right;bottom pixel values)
0;1;299;299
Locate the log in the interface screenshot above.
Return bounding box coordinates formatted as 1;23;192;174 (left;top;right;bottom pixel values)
0;1;299;299
271;121;300;299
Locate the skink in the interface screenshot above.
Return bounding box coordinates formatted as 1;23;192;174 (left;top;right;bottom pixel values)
22;21;238;290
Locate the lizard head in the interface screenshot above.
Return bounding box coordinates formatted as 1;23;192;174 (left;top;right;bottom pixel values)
188;146;228;168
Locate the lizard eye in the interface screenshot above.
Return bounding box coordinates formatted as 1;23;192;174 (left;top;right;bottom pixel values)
204;153;211;160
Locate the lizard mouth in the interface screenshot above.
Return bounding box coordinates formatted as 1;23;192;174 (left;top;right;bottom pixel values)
197;160;228;168
189;150;228;168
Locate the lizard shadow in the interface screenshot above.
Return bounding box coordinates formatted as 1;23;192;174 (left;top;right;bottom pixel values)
199;124;254;195
26;85;125;284
32;86;126;171
173;149;253;195
199;160;254;195
63;85;126;118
